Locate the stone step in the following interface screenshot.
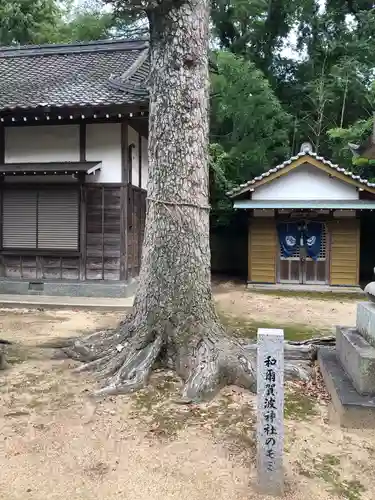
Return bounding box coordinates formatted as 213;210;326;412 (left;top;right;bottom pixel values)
318;347;375;428
357;302;375;347
336;326;375;395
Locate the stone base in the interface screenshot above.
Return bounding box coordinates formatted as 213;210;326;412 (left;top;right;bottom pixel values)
336;326;375;395
356;302;375;346
318;347;375;428
0;278;138;298
247;282;363;294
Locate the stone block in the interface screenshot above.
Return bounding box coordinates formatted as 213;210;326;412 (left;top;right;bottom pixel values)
318;347;375;428
356;302;375;347
336;326;375;395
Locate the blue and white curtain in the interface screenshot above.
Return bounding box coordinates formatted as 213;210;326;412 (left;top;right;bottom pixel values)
304;222;323;261
277;222;323;261
277;223;299;257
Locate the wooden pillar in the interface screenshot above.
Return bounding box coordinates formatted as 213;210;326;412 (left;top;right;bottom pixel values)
78;124;87;282
79;176;87;281
121;122;129;183
0;152;4;277
138;134;142;188
101;187;105;280
248;214;251;282
79;123;86;162
120;184;129;281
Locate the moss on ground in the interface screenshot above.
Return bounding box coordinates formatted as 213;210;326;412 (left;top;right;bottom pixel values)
284;388;318;420
218;312;324;341
130;372;256;461
297;452;366;500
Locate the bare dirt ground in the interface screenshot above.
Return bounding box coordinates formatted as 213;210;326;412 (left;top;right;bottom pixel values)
213;281;357;335
0;287;370;500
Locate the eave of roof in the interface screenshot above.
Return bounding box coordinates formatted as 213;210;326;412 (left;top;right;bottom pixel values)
0;39;148;57
227;151;375;198
0;161;101;175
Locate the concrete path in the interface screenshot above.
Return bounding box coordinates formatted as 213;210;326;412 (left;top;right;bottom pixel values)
0;294;134;311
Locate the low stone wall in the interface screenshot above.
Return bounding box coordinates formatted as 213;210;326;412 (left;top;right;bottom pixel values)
0;278;138;298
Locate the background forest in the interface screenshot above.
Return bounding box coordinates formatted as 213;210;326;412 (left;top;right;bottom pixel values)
1;0;374;228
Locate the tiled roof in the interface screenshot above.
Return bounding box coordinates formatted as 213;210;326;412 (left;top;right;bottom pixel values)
0;39;149;112
227;150;375;197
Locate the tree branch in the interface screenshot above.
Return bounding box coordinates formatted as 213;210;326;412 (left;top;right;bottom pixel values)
107;0;184;12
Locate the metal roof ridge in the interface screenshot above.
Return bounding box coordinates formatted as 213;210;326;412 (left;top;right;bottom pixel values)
0;38;149;58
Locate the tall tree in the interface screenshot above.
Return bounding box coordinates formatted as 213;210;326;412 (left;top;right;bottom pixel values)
0;0;59;45
54;0;143;42
67;0;255;400
211;51;291;183
209;50;291;227
211;0;297;75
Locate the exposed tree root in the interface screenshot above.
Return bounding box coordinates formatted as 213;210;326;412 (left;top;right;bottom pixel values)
63;316;259;400
63;315;316;401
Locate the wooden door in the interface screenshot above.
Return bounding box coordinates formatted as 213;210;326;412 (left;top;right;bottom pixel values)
278;222;301;283
278;221;328;284
303;224;328;284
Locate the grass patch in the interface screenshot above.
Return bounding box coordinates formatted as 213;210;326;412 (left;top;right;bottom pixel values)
298;453;366;500
4;344;31;365
131;372;256;455
218;312;324;341
284;387;318;420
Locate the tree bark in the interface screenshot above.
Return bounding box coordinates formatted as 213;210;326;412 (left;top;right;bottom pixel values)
65;0;259;400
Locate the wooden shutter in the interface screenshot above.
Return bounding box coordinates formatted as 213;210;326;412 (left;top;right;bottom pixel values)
3;190;37;248
38;189;79;250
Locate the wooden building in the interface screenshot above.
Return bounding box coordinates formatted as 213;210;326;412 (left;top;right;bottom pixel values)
0;39;149;297
228;145;375;289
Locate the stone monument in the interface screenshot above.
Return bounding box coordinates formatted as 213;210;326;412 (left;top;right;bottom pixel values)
319;277;375;428
257;328;284;496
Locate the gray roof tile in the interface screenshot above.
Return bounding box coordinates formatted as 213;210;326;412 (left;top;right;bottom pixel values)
0;39;149;111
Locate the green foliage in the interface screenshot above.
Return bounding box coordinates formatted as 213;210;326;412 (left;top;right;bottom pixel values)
55;9;117;42
0;0;59;45
209;51;291;226
54;0;142;43
211;51;291;182
0;0;139;46
212;0;375;164
211;0;297;74
328;118;374;177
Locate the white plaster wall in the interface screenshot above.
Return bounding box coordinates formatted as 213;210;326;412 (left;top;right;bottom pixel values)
141;136;149;190
5;125;80;163
5;123;147;187
252;163;358;200
86;123;122;183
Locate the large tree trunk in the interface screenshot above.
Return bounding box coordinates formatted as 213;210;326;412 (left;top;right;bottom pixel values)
66;0;256;400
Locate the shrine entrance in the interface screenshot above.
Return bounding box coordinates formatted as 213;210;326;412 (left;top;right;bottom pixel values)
277;221;328;285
